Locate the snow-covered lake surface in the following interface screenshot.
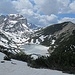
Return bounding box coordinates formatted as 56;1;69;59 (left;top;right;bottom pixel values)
21;44;49;56
0;52;73;75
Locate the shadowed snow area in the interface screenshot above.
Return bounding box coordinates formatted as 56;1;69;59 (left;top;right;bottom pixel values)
0;52;73;75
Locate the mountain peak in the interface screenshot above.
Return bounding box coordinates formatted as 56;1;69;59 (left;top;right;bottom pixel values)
8;14;23;18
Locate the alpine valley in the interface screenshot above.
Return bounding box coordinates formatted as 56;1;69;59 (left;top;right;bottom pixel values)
0;14;75;75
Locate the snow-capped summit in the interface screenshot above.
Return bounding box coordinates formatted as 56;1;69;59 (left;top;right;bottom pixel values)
0;14;34;44
8;14;27;25
27;23;41;30
0;14;28;32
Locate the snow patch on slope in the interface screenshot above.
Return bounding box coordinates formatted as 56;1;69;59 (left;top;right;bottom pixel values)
52;40;55;45
9;20;18;24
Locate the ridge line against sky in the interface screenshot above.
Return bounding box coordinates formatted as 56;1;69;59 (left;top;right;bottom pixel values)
0;0;75;26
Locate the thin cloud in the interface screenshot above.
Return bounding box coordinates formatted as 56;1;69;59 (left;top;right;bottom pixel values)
58;17;75;23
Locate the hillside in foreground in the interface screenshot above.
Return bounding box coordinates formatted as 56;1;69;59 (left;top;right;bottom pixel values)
0;52;72;75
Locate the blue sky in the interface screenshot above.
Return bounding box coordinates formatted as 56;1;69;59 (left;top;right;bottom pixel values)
57;14;75;18
0;0;75;26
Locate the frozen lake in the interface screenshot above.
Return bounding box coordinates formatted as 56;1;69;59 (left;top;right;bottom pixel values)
21;44;49;56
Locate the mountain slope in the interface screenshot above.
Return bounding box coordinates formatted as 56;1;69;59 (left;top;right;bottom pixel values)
29;21;75;46
0;29;24;57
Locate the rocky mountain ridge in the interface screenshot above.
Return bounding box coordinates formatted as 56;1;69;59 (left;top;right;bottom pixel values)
0;14;40;45
29;21;75;45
